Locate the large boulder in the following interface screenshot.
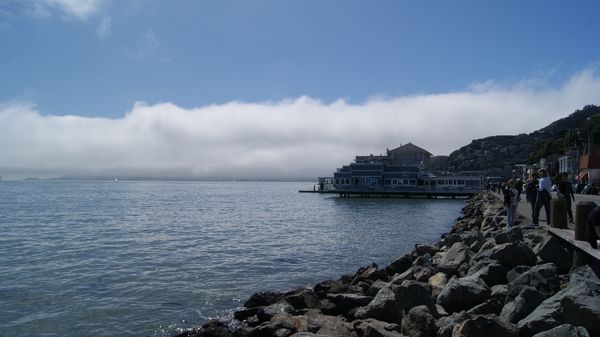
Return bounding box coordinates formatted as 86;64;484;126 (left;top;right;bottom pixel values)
500;287;546;323
386;253;415;275
401;305;437;337
454;314;518;337
353;319;404;337
436;311;472;337
436;276;491;313
395;280;437;314
355;285;403;323
306;314;355;337
284;289;320;310
474;241;537;270
535;236;573;275
244;291;283;308
466;260;507;287
531;324;590;337
326;293;373;314
506;263;559;303
437;242;471;277
517;266;600;336
494;226;524;244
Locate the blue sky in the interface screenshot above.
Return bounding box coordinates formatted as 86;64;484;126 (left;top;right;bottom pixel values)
1;1;600;178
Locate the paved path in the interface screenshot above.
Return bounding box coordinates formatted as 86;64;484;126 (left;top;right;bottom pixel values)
494;191;600;229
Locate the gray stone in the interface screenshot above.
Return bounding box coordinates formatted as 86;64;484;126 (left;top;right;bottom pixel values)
531;324;590;337
517;266;600;336
258;301;297;321
395;280;437;314
353;319;404;337
454;314;517;337
387;253;415;275
437;242;470;277
474;241;537;270
500;287;546;323
306;314;354;337
284;289;320;310
401;305;437;337
467;297;503;315
326;293;373;314
355;285;403;323
436;276;491;313
415;244;439;256
466;260;507;287
506;263;559;303
436;311;472;337
245;291;284;308
506;265;531;283
494;226;524;244
536;237;573;275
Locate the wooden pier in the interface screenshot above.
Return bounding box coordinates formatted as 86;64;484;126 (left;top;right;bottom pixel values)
298;189;476;198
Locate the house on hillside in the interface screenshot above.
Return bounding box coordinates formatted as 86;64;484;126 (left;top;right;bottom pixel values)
578;154;600;183
386;143;433;169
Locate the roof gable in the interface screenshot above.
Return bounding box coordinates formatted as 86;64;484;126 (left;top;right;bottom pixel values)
389;143;433;156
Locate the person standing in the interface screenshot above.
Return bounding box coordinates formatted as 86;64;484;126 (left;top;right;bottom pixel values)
505;179;519;228
525;172;539;220
533;169;552;226
557;172;575;222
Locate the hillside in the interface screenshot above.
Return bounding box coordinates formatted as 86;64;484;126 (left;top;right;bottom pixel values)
445;105;600;174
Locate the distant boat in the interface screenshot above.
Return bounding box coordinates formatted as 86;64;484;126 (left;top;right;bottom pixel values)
114;178;118;182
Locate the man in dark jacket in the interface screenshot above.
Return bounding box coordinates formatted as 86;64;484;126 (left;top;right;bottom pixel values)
557;172;575;222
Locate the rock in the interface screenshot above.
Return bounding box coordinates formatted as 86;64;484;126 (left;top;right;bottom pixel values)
413;266;434;283
368;280;390;296
355;285;403;323
415;244;439;256
453;314;517;337
284;290;320;310
436;277;491;313
234;306;262;321
353;319;404;337
437;242;471;277
443;233;463;248
467;297;503;315
386;253;415;275
390;268;415;285
252;315;308;337
413;254;433;267
436;311;472;337
173;320;232;337
461;229;484;250
395;280;437;314
506;265;531;283
326;293;373;314
517;266;600;336
490;284;508;302
288;333;331;337
494;226;523;244
245;291;283;308
531;324;590;337
314;279;347;297
258;302;297;322
506;263;559;303
401;305;437;337
428;272;448;299
354;263;387;283
535;237;573;275
500;286;546;323
306;314;354;337
474;241;536;270
466;260;507;287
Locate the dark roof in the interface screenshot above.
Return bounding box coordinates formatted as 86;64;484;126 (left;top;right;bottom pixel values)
389;143;433;156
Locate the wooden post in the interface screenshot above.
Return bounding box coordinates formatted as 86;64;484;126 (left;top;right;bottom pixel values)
574;201;597;266
550;198;568;229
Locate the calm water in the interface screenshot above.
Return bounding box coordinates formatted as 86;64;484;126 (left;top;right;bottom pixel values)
0;181;464;337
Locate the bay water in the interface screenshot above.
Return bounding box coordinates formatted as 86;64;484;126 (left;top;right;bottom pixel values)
0;181;465;337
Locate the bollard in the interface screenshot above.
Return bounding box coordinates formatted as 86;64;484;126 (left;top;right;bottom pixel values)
574;201;597;266
550;197;568;229
575;201;597;240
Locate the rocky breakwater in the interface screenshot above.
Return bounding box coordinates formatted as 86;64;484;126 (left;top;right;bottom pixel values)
175;191;600;337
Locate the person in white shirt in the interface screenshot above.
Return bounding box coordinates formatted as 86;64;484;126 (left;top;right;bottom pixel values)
533;169;552;226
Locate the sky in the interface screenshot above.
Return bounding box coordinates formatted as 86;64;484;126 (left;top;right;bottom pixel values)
1;0;600;179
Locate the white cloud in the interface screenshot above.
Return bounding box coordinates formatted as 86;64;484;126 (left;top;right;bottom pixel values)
96;15;110;37
1;68;600;179
30;0;105;20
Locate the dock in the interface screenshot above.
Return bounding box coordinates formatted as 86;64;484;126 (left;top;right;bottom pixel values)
298;189;476;198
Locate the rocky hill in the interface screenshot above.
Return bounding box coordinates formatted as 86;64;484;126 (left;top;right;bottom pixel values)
445;105;600;174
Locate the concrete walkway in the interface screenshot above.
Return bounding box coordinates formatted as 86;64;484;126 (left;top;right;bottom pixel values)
494;191;600;229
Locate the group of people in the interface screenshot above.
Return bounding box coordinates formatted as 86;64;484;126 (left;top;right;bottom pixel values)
502;169;600;249
501;169;573;227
